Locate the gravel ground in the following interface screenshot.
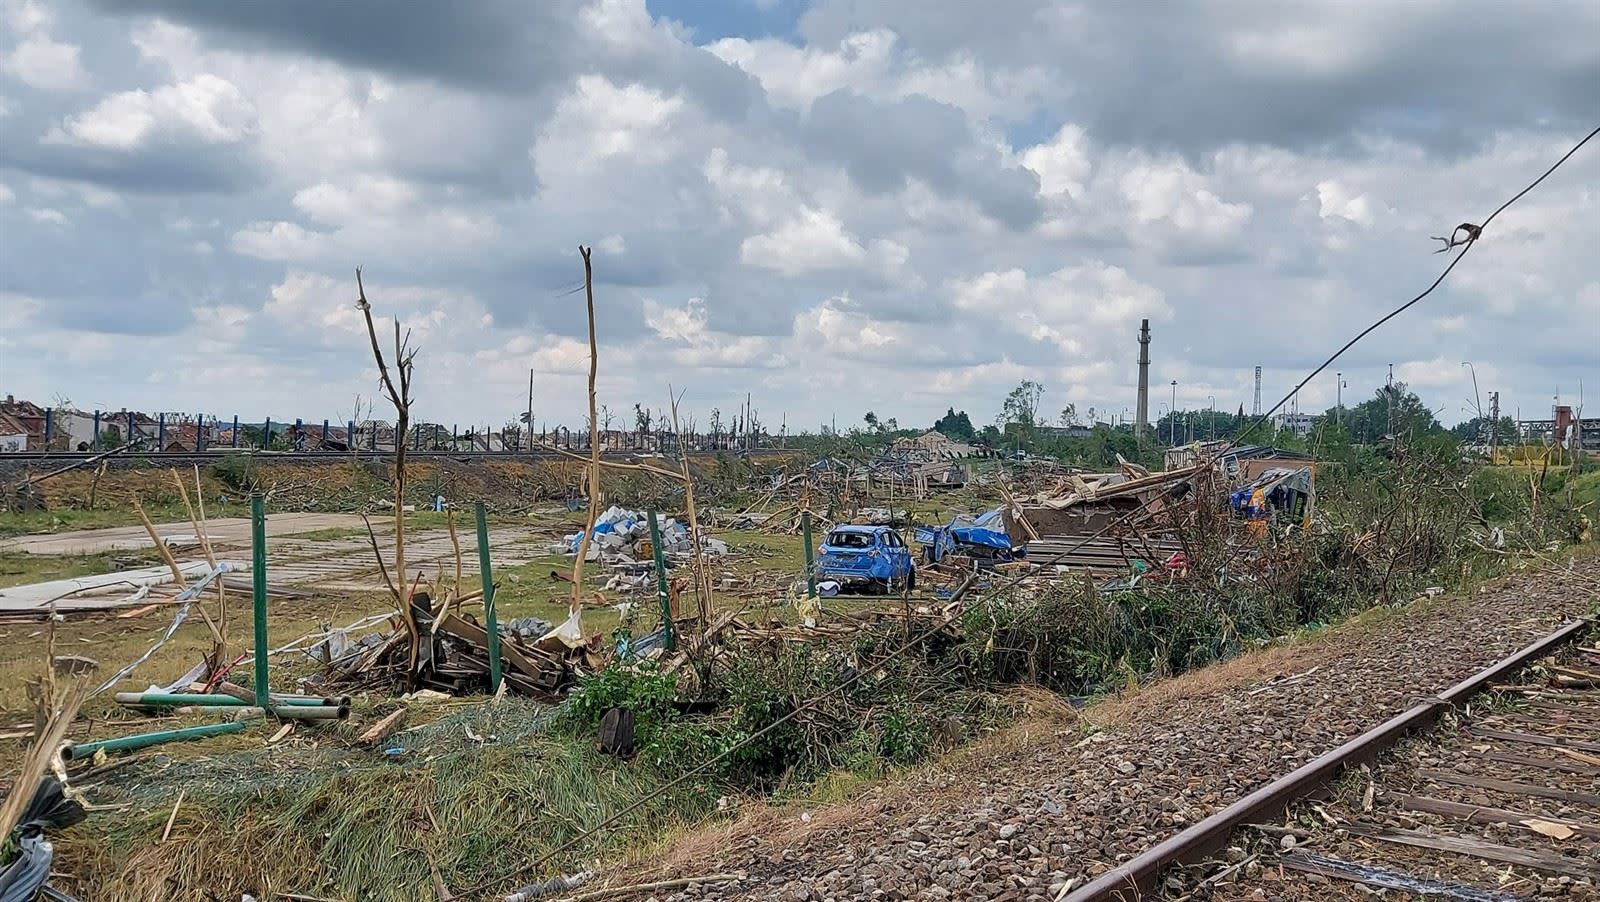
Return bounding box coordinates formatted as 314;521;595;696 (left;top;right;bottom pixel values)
590;557;1599;902
1202;644;1600;901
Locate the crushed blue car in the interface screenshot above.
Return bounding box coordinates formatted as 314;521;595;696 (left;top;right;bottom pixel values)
915;507;1023;568
814;524;915;594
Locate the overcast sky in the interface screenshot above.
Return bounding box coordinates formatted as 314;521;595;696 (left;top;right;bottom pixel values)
1;0;1595;433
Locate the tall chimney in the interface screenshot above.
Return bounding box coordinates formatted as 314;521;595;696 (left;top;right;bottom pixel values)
1135;319;1151;439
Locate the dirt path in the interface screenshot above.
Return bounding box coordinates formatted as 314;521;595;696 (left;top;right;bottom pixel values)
594;557;1599;901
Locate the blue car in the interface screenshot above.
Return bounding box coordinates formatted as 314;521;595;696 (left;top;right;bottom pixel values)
814;524;916;594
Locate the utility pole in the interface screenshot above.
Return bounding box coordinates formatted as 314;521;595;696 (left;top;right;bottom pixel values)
1135;319;1151;440
1252;366;1262;417
1170;380;1178;446
1387;364;1395;439
1489;390;1500;461
525;367;534;452
1335;372;1342;426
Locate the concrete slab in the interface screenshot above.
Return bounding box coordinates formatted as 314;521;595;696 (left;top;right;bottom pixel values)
0;561;230;612
0;513;369;555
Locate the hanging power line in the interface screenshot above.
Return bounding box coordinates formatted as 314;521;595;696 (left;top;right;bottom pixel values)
484;123;1600;896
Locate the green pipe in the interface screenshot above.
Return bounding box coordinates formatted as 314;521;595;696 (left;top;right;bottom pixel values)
62;722;246;761
251;493;269;706
227;705;350;722
114;692;247;707
647;511;675;651
474;501;502;694
802;509;817;599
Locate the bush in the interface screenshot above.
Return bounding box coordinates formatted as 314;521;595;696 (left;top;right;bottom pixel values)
210;453;258;492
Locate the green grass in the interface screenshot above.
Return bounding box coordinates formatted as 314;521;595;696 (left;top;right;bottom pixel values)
56;699;716;901
1569;468;1600;514
280;525;368;542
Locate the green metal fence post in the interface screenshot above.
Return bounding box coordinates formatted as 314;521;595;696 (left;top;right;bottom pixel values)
802;509;817;598
474;502;503;693
250;492;269;706
647;511;675;651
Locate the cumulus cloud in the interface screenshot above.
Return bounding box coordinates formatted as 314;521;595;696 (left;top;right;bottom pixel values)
1;0;1595;430
2;32;86;90
48;73;256;149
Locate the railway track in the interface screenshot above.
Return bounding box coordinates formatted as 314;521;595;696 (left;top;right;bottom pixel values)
1069;621;1598;901
0;447;800;466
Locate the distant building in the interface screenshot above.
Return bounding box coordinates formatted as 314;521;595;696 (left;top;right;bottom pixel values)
0;396;48;448
1272;411;1315;436
0;410;29;451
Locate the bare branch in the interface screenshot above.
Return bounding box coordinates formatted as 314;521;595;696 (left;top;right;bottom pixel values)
569;246;601;612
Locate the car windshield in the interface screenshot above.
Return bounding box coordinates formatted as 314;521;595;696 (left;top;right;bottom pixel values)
826;531;874;549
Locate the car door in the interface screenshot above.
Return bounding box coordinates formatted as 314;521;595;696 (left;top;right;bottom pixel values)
885;531;907;578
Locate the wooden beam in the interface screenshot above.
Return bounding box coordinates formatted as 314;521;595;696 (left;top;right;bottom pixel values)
1394;794;1600;839
358;708;407;745
1470;750;1600;777
1343;823;1600;881
1415;768;1600;807
1471;727;1600;753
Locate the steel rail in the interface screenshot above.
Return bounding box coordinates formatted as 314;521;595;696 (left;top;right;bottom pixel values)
1065;617;1593;902
0;448;798;464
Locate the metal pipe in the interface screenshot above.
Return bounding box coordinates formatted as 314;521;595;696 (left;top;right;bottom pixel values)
62;722;246;761
226;704;350;722
1064;618;1592;901
251;492;269;705
114;692;247;707
474;501;502;693
212;682;346;707
647;511;675;651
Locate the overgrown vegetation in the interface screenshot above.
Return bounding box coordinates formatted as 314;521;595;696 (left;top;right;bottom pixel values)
562;636;1008;791
62;702;711;901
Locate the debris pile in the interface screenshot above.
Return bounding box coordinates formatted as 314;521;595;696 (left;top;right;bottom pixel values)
555;505;729;565
322;601;598;697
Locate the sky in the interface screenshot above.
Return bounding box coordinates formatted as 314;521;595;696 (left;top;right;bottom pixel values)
0;0;1596;434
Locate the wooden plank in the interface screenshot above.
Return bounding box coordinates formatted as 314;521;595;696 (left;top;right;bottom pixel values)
1497;713;1600;735
1395;794;1600;839
1551;665;1600;682
1415;769;1600;807
358;708;406;745
1278;851;1519;901
1523;699;1600;718
1472;727;1600;753
1472;750;1600;778
437;613;555;680
1344;823;1600;880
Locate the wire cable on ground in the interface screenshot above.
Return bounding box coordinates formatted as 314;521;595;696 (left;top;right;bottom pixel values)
482;123;1600;898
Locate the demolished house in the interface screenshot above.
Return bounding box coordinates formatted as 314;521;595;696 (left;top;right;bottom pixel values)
866;430;984;492
1009;449;1317;576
